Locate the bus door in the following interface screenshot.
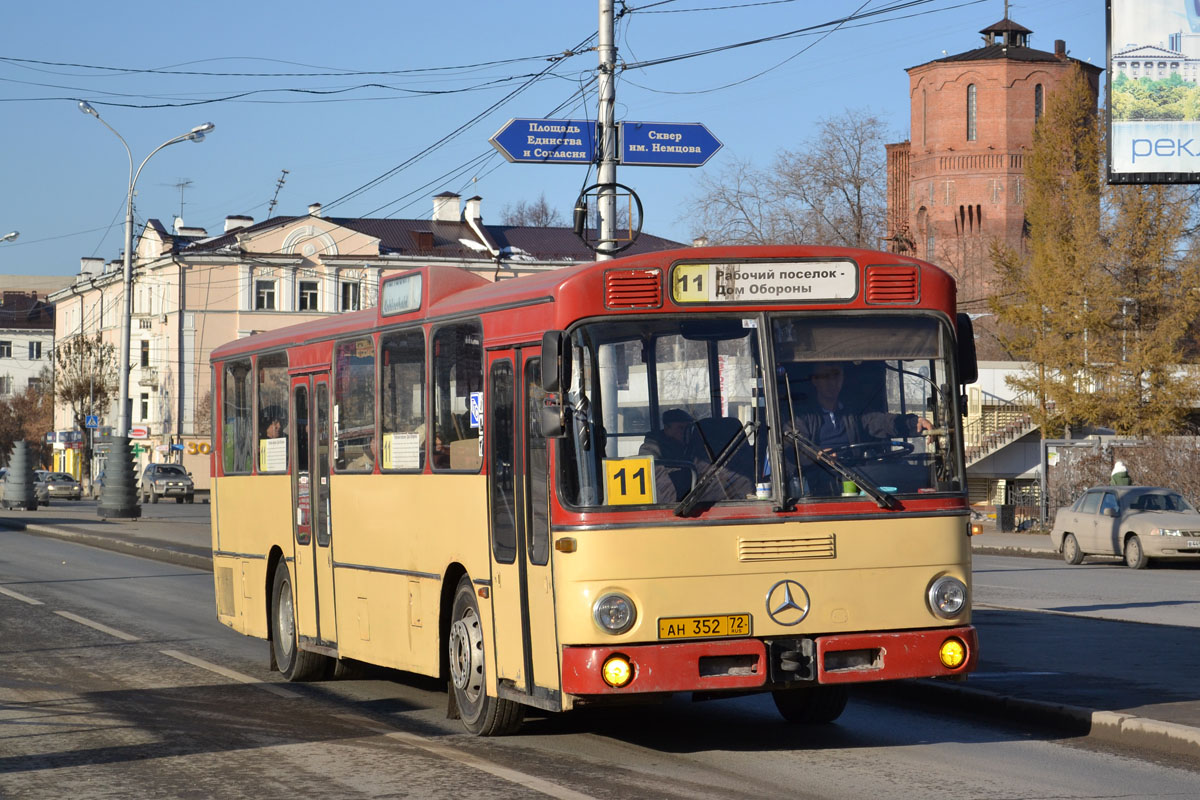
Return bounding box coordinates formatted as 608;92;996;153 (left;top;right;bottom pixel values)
487;349;558;704
290;373;338;650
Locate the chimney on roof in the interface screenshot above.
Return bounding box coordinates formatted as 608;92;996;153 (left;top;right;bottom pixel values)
1055;39;1066;59
433;192;461;222
224;215;254;233
79;257;104;278
308;202;322;217
464;195;483;221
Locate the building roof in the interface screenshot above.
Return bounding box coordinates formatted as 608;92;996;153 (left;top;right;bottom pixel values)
908;16;1102;73
174;214;684;263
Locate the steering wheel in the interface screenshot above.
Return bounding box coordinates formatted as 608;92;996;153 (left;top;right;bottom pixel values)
827;440;914;463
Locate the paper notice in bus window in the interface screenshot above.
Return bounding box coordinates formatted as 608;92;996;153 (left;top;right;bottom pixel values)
259;437;287;472
382;432;421;470
671;261;858;304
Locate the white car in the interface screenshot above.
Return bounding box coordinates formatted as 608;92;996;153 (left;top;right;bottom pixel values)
1049;486;1200;568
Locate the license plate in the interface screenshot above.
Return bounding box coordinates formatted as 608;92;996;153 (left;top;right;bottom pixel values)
1188;540;1200;548
658;614;751;639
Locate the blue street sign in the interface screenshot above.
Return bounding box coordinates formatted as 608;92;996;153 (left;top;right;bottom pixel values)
85;415;100;429
489;119;597;164
620;121;722;167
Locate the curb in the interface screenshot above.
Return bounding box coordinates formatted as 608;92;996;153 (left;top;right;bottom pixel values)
887;678;1200;759
0;519;212;572
971;545;1060;559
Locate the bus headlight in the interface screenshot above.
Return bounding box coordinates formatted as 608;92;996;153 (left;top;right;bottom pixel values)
927;576;967;619
593;592;636;635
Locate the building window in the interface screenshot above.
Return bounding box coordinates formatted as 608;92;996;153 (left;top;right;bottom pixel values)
966;84;977;141
298;281;319;311
0;376;11;395
0;341;10;359
28;341;42;360
140;340;150;368
140;392;150;422
922;89;927;147
1034;84;1044;122
255;280;276;310
341;280;361;312
28;376;41;392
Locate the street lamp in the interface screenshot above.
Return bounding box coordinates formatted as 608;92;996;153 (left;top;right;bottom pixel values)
78;100;214;518
0;231;18;243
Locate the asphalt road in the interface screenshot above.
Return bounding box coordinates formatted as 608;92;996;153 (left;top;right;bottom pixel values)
3;529;1199;799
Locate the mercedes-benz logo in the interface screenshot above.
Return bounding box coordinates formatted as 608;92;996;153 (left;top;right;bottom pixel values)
766;579;810;626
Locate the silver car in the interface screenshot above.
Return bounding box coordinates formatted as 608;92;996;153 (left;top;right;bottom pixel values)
1049;486;1200;568
139;463;195;504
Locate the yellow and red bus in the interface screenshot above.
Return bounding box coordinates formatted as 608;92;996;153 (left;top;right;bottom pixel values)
210;244;979;735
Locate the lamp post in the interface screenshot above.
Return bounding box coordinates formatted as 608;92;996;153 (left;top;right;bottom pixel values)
0;231;17;243
78;100;214;518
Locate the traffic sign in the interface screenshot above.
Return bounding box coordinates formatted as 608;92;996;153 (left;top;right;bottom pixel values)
489;119;597;164
620;121;722;167
85;415;100;429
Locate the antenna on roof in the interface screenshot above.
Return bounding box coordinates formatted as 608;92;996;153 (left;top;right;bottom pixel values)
267;169;289;218
163;178;193;223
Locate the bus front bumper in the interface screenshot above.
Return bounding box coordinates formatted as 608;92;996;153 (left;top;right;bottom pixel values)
561;625;977;696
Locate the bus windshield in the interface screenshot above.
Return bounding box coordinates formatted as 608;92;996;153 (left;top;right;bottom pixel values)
558;313;963;510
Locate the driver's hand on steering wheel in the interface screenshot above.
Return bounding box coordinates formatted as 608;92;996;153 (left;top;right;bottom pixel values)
915;417;934;434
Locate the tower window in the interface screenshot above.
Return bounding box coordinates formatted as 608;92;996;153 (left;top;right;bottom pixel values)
1034;84;1044;122
966;84;977;141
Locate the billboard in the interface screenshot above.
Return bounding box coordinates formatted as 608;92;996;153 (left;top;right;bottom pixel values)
1108;0;1200;183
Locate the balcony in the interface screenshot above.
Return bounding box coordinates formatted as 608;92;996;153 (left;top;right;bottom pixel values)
137;367;158;389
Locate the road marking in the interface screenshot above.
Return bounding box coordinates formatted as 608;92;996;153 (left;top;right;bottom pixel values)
161;649;300;699
55;610;140;641
334;713;598;800
0;585;44;605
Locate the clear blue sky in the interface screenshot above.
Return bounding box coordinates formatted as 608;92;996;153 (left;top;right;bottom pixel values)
0;0;1104;277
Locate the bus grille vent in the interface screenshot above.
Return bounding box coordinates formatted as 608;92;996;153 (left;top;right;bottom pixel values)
605;268;662;309
738;534;836;562
865;265;919;304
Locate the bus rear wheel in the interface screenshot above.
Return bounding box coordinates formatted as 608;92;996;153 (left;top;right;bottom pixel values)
772;685;849;724
270;562;327;681
448;576;525;736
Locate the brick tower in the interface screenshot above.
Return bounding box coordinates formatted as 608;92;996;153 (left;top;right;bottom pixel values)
885;17;1101;317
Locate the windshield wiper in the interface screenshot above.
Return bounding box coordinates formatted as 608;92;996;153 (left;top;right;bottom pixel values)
782;430;899;510
675;421;759;517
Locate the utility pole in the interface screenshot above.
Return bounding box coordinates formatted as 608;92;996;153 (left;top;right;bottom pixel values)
268;169;289;218
596;0;617;262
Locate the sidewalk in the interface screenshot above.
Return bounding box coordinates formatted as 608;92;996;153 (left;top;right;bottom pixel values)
2;504;1197;760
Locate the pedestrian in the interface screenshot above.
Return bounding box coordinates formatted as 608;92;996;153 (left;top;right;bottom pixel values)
1110;460;1132;486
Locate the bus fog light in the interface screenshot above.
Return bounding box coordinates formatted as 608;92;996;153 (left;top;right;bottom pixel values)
602;654;634;687
927;576;967;619
939;637;967;669
593;593;636;634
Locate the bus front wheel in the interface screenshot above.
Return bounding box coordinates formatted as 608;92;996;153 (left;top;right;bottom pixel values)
270;562;327;681
772;685;849;724
448;576;525;736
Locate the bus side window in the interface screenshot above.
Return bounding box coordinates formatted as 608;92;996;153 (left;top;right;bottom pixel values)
257;351;289;473
223;358;253;474
334;337;376;472
380;328;426;471
432;321;483;471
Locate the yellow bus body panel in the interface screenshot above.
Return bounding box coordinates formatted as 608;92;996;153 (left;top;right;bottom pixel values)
551;515;971;646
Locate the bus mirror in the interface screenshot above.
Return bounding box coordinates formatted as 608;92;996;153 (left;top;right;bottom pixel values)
541;330;568;393
956;313;978;386
540;393;567;438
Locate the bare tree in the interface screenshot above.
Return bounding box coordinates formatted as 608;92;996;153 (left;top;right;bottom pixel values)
53;333;118;481
500;193;566;227
685;109;890;247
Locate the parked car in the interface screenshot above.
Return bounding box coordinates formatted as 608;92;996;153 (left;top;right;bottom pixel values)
1049;486;1200;569
36;471;82;503
139;463;195;504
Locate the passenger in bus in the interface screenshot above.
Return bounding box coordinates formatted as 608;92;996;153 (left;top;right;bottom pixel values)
784;362;931;495
640;409;695;500
262;407;285;439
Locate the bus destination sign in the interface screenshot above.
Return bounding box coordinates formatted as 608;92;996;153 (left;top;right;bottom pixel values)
670;261;857;304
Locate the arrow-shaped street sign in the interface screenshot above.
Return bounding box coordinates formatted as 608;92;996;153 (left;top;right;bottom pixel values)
620;121;722;167
489;119;598;164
